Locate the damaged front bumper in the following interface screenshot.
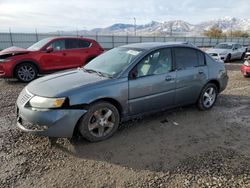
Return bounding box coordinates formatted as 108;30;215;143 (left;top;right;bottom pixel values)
16;105;87;138
16;88;87;138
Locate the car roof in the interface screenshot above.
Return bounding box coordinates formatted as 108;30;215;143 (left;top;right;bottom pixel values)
121;42;197;50
44;36;95;41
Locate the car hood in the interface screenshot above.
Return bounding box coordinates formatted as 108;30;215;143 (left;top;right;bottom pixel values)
206;48;228;54
27;69;109;97
0;46;31;58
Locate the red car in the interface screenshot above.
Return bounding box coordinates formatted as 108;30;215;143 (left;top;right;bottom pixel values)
241;59;250;77
0;37;104;82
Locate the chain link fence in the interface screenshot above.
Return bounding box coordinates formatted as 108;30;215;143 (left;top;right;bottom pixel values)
1;32;250;50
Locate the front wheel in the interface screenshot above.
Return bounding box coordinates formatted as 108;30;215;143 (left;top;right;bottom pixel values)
78;102;120;142
197;83;218;110
15;63;38;82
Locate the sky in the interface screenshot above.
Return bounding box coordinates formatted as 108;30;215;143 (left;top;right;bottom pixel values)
0;0;249;32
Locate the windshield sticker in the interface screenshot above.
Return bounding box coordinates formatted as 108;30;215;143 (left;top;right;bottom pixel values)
126;50;140;56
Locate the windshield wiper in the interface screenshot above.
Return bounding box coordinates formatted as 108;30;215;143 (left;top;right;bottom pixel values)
83;68;112;78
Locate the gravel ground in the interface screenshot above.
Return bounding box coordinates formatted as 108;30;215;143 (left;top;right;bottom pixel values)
0;62;250;188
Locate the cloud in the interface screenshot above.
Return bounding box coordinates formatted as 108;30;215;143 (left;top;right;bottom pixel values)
0;0;249;32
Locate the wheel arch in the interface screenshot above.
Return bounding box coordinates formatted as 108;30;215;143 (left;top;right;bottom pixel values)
13;60;40;77
90;97;123;118
71;97;123;138
207;79;220;92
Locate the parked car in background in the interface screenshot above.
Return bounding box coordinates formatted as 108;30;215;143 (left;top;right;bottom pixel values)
245;48;250;59
206;42;246;62
16;42;228;142
0;37;104;82
241;57;250;77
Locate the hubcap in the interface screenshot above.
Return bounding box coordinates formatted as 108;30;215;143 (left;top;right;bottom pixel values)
17;65;35;81
88;108;115;138
203;87;216;108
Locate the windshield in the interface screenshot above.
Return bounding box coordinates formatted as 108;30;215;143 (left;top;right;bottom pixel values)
84;47;143;77
27;38;52;51
214;44;233;49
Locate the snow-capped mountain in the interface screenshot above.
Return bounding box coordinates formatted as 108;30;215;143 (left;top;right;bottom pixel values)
71;17;250;36
196;17;250;33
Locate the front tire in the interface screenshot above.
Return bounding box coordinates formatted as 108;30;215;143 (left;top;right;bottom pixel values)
78;102;120;142
197;83;218;111
15;63;38;82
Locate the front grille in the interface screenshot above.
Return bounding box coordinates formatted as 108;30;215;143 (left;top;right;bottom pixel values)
18;88;33;106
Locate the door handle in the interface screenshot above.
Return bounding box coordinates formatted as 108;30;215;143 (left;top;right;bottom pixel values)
165;76;173;81
198;70;204;74
62;53;67;56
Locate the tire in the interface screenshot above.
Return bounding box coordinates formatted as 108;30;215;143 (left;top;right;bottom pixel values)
243;74;250;78
197;83;218;111
225;54;231;63
15;63;38;82
241;53;246;60
78;101;120;142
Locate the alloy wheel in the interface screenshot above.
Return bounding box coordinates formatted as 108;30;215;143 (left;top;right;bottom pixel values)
17;65;36;82
202;87;216;108
88;108;115;138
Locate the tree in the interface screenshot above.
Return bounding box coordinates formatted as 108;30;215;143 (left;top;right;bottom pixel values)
229;30;249;38
203;27;225;38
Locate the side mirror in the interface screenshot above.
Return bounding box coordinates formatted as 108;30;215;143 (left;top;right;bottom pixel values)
129;68;138;80
46;47;54;53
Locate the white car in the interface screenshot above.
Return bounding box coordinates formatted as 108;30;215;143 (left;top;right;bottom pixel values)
206;43;246;62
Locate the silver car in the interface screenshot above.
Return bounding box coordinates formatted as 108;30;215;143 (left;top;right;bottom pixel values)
206;42;246;62
16;42;228;142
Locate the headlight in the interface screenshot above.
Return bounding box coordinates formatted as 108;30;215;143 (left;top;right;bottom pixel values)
0;59;11;63
29;96;66;109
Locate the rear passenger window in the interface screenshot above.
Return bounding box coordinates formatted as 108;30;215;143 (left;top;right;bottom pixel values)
79;40;91;48
174;48;199;69
65;39;91;49
65;39;79;49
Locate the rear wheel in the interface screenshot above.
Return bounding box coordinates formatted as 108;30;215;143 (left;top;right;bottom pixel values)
225;54;231;62
78;102;120;142
197;83;218;110
241;53;246;60
15;63;38;82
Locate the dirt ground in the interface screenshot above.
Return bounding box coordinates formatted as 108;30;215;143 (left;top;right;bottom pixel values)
0;62;250;188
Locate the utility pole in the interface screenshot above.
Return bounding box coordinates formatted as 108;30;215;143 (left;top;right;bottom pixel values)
230;23;233;37
35;28;38;42
9;27;13;46
169;22;173;37
134;17;136;36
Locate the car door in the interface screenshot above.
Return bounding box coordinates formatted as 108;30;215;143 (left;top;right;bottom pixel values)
128;48;176;115
63;39;91;68
236;44;244;59
40;39;66;71
231;44;239;59
174;47;208;105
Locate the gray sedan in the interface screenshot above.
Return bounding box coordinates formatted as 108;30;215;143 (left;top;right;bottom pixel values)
16;42;228;142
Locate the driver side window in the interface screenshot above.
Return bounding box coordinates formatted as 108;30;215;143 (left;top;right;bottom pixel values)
49;40;65;51
136;48;172;77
